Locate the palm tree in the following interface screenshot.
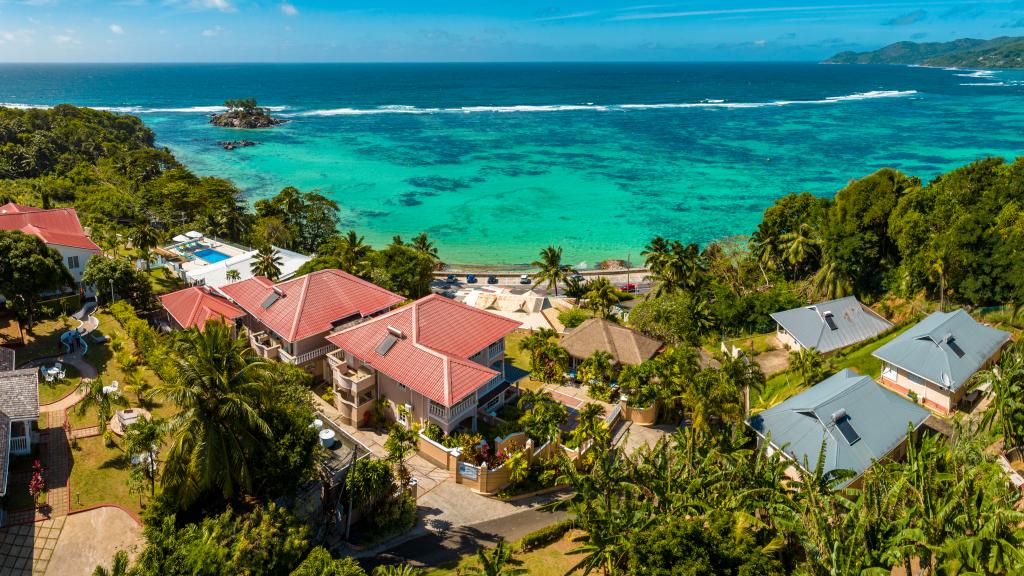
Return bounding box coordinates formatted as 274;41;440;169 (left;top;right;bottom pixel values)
788;347;826;386
810;254;852;301
531;245;573;296
337;230;372;272
465;539;527;576
225;269;241;282
129;217;161;270
972;341;1024;449
384;424;419;487
571;402;608;449
156;321;274;506
779;222;820;277
251;246;283;281
579;350;616;386
929;252;946;312
641;236;671;272
583;278;619;318
123;416;164;497
92;550;129;576
76;378;129;439
411;232;439;260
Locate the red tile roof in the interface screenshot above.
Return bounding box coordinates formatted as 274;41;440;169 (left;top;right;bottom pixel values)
160;286;246;331
0;203;101;251
218;269;404;343
327;294;520;406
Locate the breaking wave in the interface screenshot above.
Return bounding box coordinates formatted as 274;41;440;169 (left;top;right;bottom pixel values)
287;90;919;117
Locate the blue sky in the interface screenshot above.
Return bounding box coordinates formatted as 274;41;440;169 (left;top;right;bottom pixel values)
0;0;1021;62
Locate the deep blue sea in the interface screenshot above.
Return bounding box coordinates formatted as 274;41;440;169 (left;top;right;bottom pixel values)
1;62;1022;265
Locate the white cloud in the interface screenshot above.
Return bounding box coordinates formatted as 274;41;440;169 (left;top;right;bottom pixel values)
201;25;223;37
612;3;914;21
532;11;597;22
753;39;767;46
109;24;125;34
280;2;298;16
0;29;35;45
164;0;235;13
52;34;80;45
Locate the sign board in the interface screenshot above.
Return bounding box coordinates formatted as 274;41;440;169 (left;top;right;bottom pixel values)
458;462;479;480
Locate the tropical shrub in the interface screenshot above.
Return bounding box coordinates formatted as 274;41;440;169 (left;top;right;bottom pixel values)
519;519;574;551
557;308;589;329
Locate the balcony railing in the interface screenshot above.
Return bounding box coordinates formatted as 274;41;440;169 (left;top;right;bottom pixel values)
10;436;30;455
428;396;477;423
288;344;338;366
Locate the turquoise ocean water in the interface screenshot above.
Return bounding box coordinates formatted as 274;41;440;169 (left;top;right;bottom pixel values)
1;63;1022;266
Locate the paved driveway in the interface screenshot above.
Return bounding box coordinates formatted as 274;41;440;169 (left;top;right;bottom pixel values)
45;507;142;576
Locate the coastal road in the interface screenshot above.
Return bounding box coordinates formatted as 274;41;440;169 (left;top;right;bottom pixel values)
432;268;653;298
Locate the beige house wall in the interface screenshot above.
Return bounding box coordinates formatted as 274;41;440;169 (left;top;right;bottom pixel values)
775;327;801;351
880;368;957;414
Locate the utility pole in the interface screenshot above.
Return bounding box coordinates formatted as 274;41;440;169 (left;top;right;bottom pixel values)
344;444;357;541
109;279;115;304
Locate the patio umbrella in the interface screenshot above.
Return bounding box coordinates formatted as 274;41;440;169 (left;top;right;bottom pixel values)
172;234;189;243
185;230;204;239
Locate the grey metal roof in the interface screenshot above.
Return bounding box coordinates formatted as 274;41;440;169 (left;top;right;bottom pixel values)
770;296;893;353
0;347;14;372
0;368;39;422
747;369;930;488
871;310;1011;393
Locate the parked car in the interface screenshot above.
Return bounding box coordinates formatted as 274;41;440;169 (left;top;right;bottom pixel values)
624;282;637;292
466;273;478;284
445;274;457;283
570;273;584;282
519;274;531;285
487;275;499;284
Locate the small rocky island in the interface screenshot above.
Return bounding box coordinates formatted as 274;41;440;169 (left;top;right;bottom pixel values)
210;98;286;129
218;140;258;150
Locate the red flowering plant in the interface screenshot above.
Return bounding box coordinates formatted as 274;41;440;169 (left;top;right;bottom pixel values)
28;459;46;506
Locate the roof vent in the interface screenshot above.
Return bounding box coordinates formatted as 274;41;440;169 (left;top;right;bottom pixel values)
387;326;404;339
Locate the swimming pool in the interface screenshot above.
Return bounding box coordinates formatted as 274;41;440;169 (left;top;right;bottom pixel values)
194;248;232;264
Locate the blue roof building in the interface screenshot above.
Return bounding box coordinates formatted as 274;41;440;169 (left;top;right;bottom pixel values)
747;369;931;488
770;296;893;354
872;309;1010;414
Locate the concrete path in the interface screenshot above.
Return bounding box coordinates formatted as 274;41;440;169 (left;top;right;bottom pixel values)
365;505;569;570
45;507;142;576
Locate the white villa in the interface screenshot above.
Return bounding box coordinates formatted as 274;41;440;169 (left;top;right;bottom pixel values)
155;231;310;288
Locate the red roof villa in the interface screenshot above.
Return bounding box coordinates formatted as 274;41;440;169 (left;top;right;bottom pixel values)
325;294;521;433
216;269;404;372
159;285;246;333
0;203;101;292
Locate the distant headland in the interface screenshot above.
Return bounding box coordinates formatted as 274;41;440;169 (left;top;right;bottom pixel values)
824;36;1024;68
210;98;286;129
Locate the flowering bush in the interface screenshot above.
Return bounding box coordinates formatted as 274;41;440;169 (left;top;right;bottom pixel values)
28;459;46;506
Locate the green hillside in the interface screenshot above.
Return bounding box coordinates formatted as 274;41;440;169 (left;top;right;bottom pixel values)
825;36;1024;68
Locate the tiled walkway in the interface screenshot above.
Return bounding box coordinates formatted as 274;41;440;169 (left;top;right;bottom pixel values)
0;516;64;575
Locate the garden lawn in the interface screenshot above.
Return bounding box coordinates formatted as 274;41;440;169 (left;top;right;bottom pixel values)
146;266;185;295
753;323;915;410
503;332;544;392
423;530;582;576
37;363;81;405
68;434;144;516
15;316;79;363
